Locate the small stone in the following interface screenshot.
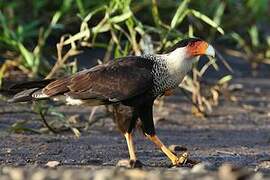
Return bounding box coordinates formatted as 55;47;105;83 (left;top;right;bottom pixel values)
63;159;76;165
94;169;114;180
116;159;131;168
228;83;243;91
31;171;46;180
6;148;12;154
8;169;25;180
218;163;251;180
116;159;143;168
61;170;76;180
256;160;270;171
254;87;261;93
252;173;264;180
191;162;209;173
45;161;60;168
125;169;148;179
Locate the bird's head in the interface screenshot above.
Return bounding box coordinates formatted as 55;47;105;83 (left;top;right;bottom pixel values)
166;38;215;59
161;38;215;76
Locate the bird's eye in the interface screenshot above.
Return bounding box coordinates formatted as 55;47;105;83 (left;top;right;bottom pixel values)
189;42;196;47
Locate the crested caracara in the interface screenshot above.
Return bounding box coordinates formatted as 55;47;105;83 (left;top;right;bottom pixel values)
8;38;215;167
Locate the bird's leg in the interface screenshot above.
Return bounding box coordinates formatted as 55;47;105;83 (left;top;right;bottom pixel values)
118;132;143;168
113;105;143;168
146;134;188;166
136;101;187;166
124;132;137;161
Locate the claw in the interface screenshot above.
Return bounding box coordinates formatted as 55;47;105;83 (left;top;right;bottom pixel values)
177;152;189;165
172;152;189;167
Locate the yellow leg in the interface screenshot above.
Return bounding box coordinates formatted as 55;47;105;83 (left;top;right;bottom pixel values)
124;133;137;160
146;134;188;166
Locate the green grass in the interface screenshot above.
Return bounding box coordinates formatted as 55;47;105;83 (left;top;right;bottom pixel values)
1;0;268;76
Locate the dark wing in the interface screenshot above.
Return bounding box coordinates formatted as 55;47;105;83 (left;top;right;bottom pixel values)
8;79;55;90
42;56;154;102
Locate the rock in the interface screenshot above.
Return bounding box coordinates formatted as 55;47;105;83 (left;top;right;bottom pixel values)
255;160;270;172
6;148;12;154
218;163;252;180
45;161;60;168
94;169;114;180
31;171;47;180
124;169;148;179
228;84;243;91
116;159;143;168
94;169;155;180
191;162;209;173
8;169;25;180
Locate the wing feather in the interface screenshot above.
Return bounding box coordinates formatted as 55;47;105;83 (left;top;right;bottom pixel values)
42;77;70;96
42;56;154;103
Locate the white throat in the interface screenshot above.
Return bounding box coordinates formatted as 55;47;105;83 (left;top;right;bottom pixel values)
143;48;196;96
160;47;194;77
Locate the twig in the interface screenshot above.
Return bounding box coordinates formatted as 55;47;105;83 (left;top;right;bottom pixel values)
46;36;81;79
215;49;233;73
38;110;58;134
88;106;98;124
179;87;207;117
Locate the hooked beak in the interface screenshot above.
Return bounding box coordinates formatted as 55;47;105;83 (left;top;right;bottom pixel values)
205;44;215;57
186;41;215;58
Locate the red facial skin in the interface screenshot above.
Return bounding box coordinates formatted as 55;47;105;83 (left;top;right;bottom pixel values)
186;41;209;58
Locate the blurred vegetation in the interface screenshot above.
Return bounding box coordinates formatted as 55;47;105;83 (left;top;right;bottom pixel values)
0;0;270;132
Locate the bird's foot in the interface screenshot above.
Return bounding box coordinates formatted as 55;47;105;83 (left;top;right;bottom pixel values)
116;159;143;168
173;152;189;167
171;152;200;167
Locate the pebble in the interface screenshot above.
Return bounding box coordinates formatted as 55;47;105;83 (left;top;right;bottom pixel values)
8;169;25;180
218;163;251;180
191;163;209;173
31;171;46;180
94;169;114;180
0;163;268;180
45;161;60;168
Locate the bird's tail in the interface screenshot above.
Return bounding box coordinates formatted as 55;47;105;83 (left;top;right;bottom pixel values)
7;79;54;103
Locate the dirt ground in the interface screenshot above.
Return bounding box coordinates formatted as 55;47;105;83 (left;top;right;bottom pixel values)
0;57;270;179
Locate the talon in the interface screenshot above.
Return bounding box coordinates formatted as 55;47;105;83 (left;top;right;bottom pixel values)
177;152;189;165
172;152;189;166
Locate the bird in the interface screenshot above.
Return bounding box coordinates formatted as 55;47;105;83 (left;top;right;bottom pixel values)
8;38;215;167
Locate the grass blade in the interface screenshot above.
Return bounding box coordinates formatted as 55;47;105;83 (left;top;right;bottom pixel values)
109;10;132;24
191;9;224;35
171;0;190;28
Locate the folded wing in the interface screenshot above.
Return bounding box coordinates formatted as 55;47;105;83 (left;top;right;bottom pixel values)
41;57;154;103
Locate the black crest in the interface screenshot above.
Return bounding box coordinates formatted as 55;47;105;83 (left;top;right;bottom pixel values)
166;38;202;53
